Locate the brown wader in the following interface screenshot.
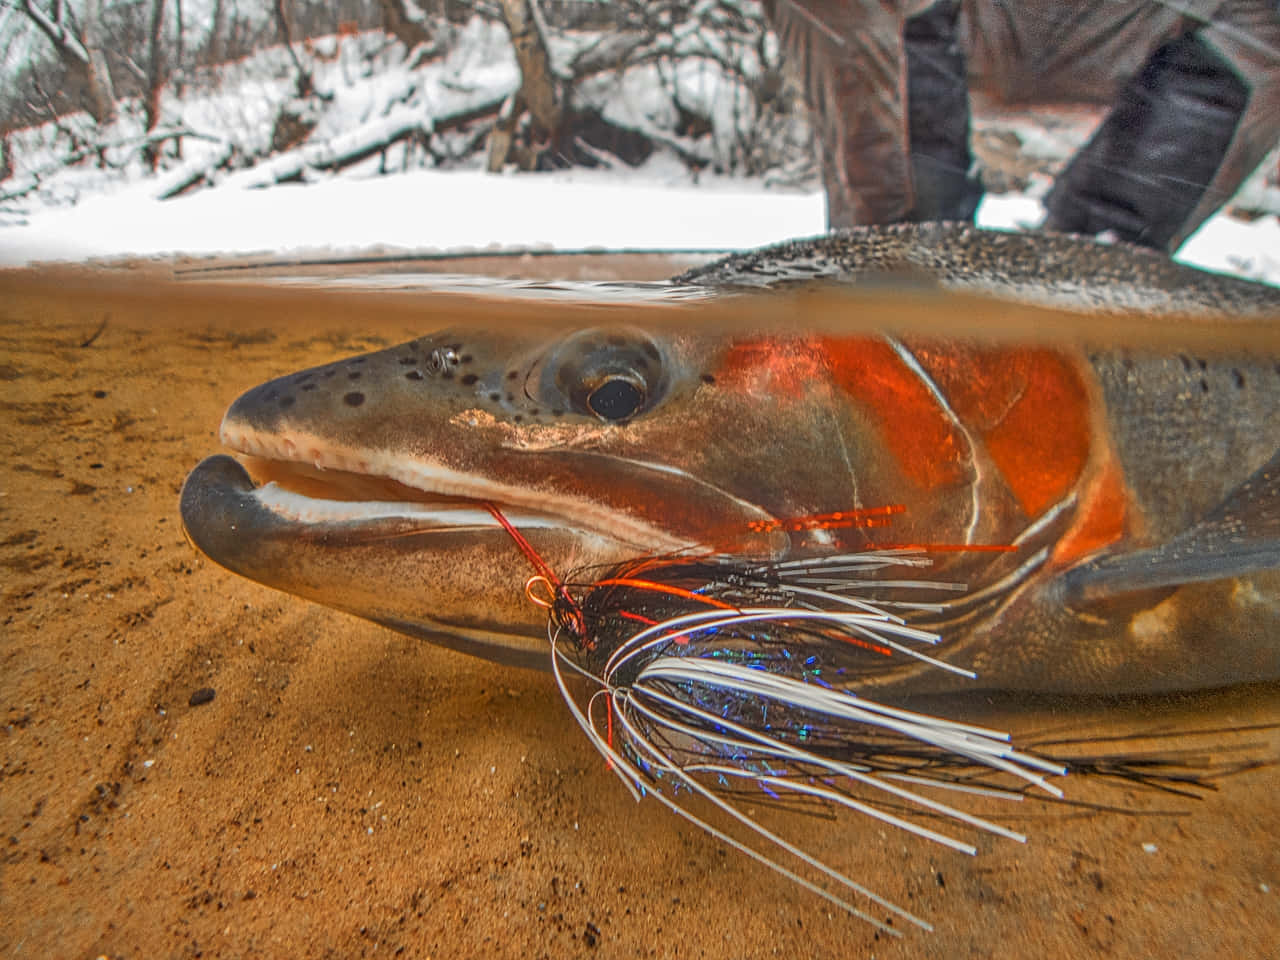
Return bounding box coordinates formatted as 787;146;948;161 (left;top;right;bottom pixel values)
767;0;1280;251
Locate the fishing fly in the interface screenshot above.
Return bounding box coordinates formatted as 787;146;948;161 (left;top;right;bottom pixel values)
480;499;1269;933
482;501;1091;934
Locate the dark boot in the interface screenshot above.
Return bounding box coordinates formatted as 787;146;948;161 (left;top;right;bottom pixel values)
1044;31;1248;252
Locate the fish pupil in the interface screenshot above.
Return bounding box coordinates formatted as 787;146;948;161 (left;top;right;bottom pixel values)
587;377;644;421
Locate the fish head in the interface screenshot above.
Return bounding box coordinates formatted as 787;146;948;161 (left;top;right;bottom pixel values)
182;320;944;669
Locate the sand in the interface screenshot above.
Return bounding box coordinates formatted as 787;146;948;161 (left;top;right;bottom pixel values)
2;260;1278;959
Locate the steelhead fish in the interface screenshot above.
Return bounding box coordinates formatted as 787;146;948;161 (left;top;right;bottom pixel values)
180;223;1280;697
179;223;1280;931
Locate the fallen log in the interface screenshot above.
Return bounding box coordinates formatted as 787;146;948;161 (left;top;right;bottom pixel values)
220;91;512;190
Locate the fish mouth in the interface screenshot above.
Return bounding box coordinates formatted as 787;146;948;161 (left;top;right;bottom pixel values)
180;453;609;670
180;355;782;668
178;451;655;671
217;452;584;538
210;414;700;553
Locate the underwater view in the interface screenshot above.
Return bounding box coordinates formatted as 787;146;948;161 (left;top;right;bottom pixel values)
3;1;1279;954
3;244;1278;957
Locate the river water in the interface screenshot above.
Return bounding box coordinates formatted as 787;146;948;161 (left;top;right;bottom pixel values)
2;256;1277;958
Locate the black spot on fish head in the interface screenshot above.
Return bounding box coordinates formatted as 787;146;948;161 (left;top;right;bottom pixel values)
224;332;490;437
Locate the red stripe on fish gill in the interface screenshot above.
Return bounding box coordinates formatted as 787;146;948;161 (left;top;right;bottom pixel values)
895;340;1126;567
817;337;969;492
816;337;1128;565
746;504;906;534
900;340;1094;520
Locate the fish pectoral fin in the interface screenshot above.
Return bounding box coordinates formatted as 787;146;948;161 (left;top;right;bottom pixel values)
1064;449;1280;604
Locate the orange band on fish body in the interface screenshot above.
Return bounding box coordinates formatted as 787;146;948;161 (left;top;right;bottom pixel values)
715;335;1129;569
904;341;1094;520
818;337;970;493
1049;455;1128;569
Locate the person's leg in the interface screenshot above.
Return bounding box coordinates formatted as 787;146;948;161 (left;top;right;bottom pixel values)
768;0;914;227
903;0;983;222
963;1;1182;104
768;0;980;227
1043;29;1250;250
1172;1;1280;248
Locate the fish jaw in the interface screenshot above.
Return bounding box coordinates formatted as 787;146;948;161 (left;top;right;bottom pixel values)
179;454;648;669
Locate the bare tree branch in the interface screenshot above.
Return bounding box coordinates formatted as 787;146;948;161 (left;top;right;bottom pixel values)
224;95;512;189
272;0;313;95
144;0;169;168
1;125;220;202
19;0;118;123
19;0;89;64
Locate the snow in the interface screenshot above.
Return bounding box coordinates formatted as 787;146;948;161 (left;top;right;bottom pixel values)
1;16;1275;286
5;161;1276;289
0;164;825;264
1;19;519;207
2;16;828;268
974;190;1048;234
1175;214;1280;286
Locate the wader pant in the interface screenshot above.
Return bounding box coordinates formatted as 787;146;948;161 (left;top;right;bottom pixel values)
768;0;1280;251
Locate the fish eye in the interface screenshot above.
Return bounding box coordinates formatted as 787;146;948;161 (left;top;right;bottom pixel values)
587;375;645;421
537;328;666;423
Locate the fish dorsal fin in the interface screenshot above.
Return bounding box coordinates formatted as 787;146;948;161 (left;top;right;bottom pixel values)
1065;450;1280;603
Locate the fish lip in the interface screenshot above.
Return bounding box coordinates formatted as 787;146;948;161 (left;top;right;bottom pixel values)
180;454;290;579
179;453;592;550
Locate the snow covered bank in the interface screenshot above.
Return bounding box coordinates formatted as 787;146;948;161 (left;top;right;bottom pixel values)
3;165;1276;288
0;165;826;266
